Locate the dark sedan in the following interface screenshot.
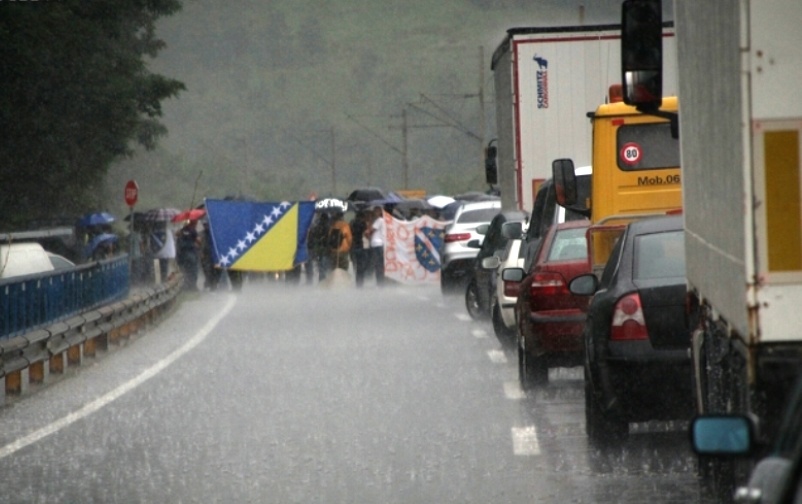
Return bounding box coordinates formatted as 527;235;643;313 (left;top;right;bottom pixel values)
569;215;693;443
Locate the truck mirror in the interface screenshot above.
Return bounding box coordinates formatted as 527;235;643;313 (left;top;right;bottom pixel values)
501;221;522;240
552;158;577;207
621;0;663;111
485;144;498;185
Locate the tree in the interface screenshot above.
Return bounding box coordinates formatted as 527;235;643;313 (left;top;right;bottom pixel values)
0;0;186;229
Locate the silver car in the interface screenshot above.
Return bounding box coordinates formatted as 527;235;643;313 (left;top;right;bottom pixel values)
440;199;501;295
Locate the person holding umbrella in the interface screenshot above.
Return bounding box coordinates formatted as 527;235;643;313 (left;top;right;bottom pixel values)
176;220;200;291
144;207;180;283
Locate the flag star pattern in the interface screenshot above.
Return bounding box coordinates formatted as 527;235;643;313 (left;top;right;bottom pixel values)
205;199;316;272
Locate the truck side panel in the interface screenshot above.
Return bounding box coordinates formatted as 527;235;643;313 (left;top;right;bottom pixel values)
513;31;622;210
679;0;802;342
492;46;518;213
676;1;749;337
750;2;802;343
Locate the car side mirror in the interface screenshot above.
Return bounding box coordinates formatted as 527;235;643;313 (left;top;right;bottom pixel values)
467;239;482;249
481;256;500;270
568;273;599;296
476;224;490;236
501;267;525;283
690;415;755;457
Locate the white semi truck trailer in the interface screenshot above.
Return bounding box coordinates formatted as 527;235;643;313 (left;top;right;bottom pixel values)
621;0;802;499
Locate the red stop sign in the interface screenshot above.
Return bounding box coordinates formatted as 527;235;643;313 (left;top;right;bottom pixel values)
124;180;139;207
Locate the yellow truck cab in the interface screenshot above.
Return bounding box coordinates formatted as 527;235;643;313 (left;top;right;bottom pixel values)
553;91;681;275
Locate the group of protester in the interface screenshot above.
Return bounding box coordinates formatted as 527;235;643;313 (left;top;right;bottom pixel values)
122;203;390;292
126;218;237;292
306;206;386;287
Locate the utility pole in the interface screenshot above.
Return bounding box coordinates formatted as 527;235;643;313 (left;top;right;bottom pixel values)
478;45;486;175
402;107;409;189
330;126;336;195
285;128;337;196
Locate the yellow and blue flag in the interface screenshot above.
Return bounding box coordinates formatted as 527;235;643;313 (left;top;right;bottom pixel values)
205;199;316;272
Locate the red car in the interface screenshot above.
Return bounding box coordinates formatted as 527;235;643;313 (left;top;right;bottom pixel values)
502;220;591;388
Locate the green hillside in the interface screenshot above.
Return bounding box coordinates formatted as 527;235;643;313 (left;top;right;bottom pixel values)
102;0;625;214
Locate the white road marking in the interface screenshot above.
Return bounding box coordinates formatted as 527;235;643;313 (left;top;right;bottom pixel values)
511;426;541;455
487;349;508;364
471;328;487;339
503;381;525;400
0;295;237;461
454;313;472;322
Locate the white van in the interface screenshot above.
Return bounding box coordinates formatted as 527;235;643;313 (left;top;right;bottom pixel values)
0;242;55;279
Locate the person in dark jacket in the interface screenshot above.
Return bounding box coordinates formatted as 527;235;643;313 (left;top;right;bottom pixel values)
350;209;371;287
200;220;221;291
308;213;331;282
176;220;200;291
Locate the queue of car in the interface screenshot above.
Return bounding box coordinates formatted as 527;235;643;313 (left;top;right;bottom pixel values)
453;181;704;474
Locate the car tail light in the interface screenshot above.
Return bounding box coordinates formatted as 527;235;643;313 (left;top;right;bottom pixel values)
503;280;519;298
530;272;567;297
444;233;471;243
611;293;648;341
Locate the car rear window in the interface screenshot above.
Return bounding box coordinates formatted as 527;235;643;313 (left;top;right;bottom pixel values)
634;230;685;279
547;228;588;261
457;207;500;223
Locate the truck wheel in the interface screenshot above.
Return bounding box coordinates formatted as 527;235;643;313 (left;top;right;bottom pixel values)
584;366;627;445
698;324;743;502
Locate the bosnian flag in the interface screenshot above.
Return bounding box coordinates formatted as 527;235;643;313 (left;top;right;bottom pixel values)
205;199;316;272
384;212;448;284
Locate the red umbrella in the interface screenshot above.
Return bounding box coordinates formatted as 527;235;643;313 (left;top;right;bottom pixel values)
171;208;206;223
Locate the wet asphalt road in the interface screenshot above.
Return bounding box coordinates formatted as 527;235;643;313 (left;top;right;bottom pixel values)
0;279;711;503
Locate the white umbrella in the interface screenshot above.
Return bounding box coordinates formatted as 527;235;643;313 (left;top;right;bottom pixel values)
427;195;456;209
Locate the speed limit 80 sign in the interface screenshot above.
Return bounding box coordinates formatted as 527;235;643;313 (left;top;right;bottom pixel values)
620;142;642;166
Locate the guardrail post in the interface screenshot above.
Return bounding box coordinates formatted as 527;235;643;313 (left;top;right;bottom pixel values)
5;368;29;395
29;359;49;384
50;353;66;375
67;344;83;367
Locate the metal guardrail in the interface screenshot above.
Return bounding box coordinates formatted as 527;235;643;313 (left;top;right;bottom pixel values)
0;256;130;339
1;274;182;404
